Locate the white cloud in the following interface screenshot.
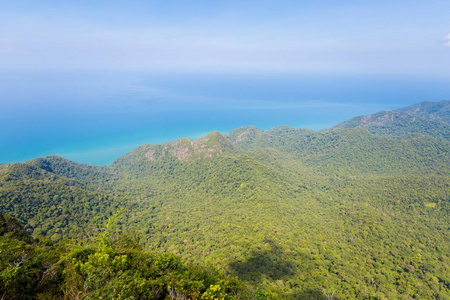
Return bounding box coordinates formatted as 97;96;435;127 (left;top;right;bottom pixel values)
445;33;450;47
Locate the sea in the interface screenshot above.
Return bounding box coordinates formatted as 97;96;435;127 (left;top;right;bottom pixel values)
1;71;449;166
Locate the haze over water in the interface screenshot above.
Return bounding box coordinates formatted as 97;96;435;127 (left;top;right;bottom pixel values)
1;71;449;165
1;1;449;165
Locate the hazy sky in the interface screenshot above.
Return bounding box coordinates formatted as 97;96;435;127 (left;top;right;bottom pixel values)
1;0;449;75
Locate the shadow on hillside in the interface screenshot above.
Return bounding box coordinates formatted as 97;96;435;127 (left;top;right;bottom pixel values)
228;239;342;300
228;238;295;284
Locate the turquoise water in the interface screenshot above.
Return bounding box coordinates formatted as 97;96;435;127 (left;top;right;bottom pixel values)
1;71;449;165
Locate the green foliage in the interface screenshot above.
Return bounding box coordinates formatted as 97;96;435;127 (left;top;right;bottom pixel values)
0;211;65;299
0;212;255;299
332;100;450;141
0;163;124;241
0;100;449;299
62;218;261;300
395;100;450;123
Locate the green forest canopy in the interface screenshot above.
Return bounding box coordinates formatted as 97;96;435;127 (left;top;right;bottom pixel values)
0;100;449;299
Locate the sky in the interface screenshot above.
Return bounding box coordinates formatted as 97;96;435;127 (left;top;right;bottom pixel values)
1;0;450;76
1;0;450;165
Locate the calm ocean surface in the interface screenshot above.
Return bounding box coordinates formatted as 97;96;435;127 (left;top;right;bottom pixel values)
1;71;449;165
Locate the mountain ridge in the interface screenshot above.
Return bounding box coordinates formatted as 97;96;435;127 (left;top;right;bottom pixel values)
332;100;450;141
1;100;449;299
394;99;450;123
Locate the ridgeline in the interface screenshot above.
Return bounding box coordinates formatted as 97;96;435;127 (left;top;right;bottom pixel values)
1;100;449;299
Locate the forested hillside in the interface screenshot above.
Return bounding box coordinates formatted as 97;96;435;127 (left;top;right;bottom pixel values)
395;100;450;123
0;100;449;299
0;211;255;299
332;100;450;141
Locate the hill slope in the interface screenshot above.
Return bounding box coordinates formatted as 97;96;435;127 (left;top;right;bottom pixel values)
0;100;449;299
395;99;450;123
332;100;450;141
0;163;123;240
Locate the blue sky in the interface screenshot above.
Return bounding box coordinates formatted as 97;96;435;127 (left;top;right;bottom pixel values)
1;0;449;75
1;1;450;165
